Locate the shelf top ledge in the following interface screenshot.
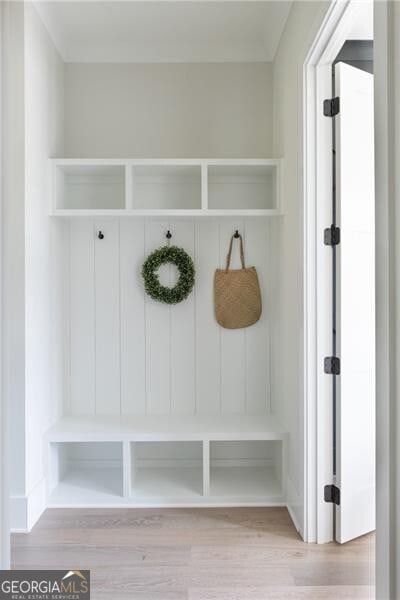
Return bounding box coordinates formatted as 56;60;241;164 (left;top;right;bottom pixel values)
46;414;288;443
51;158;282;166
50;209;283;218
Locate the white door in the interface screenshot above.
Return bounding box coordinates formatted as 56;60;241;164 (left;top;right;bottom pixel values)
335;61;375;544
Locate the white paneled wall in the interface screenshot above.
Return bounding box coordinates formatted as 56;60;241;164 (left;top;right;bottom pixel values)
67;218;273;417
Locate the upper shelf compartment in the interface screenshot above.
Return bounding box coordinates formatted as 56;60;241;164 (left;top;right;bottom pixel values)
51;159;282;216
131;165;202;210
54;163;126;211
208;164;277;211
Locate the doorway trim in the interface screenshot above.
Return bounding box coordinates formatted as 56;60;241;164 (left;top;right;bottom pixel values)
303;0;373;545
0;0;10;570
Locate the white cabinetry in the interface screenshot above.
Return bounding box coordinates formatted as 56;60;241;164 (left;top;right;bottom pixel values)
45;156;287;510
51;159;283;216
46;416;287;507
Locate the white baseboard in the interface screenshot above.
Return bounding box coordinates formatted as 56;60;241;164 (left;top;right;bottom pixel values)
10;495;28;533
286;475;302;538
11;478;46;533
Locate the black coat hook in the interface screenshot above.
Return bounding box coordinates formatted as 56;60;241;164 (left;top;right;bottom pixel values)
234;230;240;238
166;230;172;240
98;230;104;239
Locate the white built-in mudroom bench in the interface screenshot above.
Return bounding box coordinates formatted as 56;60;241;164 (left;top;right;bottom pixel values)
46;158;287;509
47;415;287;507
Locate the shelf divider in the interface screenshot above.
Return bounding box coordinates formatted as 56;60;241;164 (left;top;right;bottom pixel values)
123;441;131;498
125;165;134;210
201;163;208;210
203;440;210;496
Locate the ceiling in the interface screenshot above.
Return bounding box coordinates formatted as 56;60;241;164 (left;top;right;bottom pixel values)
33;1;292;63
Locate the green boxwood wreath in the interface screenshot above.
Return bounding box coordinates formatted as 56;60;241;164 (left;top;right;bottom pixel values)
142;245;195;304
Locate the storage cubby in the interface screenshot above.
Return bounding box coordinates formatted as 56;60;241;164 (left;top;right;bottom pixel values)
51;160;282;215
48;442;124;505
55;164;126;210
132;165;202;210
131;441;203;500
210;440;284;501
45;417;287;507
208;164;278;211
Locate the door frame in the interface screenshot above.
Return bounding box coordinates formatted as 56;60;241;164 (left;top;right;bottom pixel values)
304;2;397;595
303;0;375;545
0;0;10;570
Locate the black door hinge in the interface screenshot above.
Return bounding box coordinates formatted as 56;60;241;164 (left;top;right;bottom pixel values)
323;97;340;117
324;484;341;505
324;225;340;246
324;356;340;375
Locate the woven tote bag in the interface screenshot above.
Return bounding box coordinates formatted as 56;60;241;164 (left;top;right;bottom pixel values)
214;234;262;329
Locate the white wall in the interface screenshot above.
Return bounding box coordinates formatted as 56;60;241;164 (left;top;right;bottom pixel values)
374;1;400;596
64;62;273;158
2;1;27;533
67;217;273;417
21;2;65;529
271;0;329;535
0;0;4;568
0;0;18;567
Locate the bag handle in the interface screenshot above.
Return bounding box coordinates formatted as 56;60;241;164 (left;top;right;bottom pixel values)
226;233;245;271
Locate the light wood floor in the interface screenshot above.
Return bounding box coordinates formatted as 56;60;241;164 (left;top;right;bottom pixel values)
11;507;375;600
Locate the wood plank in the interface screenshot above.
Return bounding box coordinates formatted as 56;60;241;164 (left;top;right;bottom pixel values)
145;220;171;414
188;586;374;600
93;592;186;600
243;219;270;414
94;219;121;414
170;220;195;414
290;561;374;586
195;220;221;414
120;219;146;414
88;564;295;588
219;219;246;414
12;544;190;567
69;220;95;414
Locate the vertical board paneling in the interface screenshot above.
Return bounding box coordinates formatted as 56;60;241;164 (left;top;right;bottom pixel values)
244;219;270;414
94;219;121;414
170;220;195;414
69;220;95;414
145;220;171;414
195;220;221;414
120;219;146;414
67;217;271;417
268;220;282;419
219;219;246;414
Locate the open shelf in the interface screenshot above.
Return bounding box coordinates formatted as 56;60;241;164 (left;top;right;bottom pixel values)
132;165;202;210
131;441;203;499
54;164;125;210
210;466;282;499
50;159;282;216
48;441;124;506
45;418;286;507
210;440;284;501
208;164;278;211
